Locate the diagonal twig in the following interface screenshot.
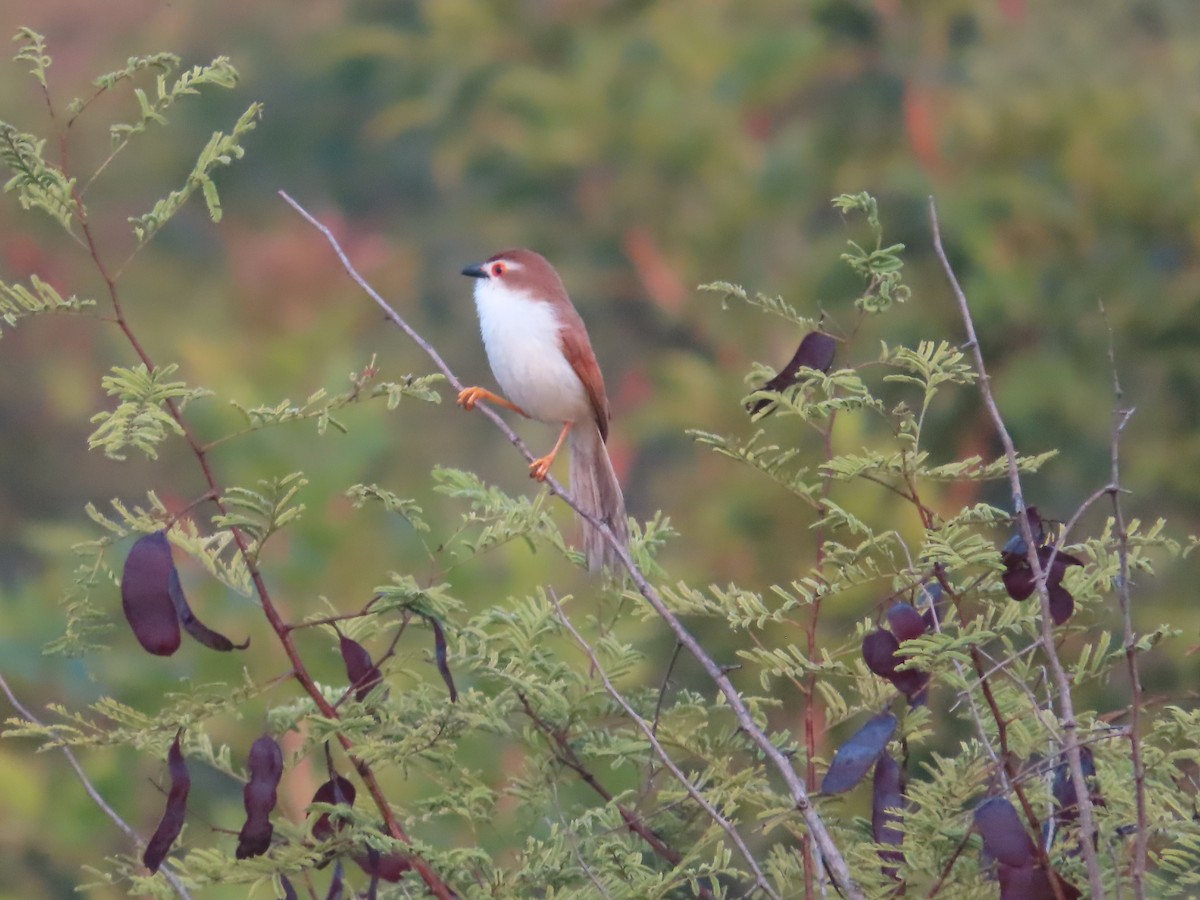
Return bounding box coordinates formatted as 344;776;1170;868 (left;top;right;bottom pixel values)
544;591;780;900
929;196;1105;898
0;673;193;899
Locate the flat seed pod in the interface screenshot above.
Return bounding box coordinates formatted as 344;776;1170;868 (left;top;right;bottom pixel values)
168;568;249;652
355;845;411;883
887;603;927;642
822;712;897;795
999;862;1081;900
338;632;383;702
143;730;190;873
1049;585;1075;625
121;531;181;656
872;752;905;878
974;796;1035;868
279;875;297;900
236;734;284;859
325;860;345;900
862;629;901;679
310;775;357;842
1002;564;1037;601
749;331;837;414
430;617;458;703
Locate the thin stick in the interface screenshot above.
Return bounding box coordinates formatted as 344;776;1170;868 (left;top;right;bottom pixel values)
0;672;193;899
929;196;1105;898
1101;301;1146;898
280;190;865;900
545;592;781;900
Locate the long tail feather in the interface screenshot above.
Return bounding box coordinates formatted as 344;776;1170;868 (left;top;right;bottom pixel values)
568;425;628;573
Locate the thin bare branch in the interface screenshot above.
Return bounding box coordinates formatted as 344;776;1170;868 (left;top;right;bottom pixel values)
929;195;1106;898
1101;301;1146;898
545;591;781;900
0;672;193;899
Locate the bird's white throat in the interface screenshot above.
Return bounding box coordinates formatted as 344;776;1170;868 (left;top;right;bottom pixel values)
473;278;589;424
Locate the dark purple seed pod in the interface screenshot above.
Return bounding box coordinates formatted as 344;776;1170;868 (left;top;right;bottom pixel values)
310;775;358;842
749;331;837;414
974;796;1035;869
121;531;181;656
143;730;190;873
325;860;345;900
887;602;927;642
429;617;458;703
1002;564;1037;601
862;629;901;679
279;875;298;900
999;861;1081;900
236;734;284;859
168;568;249;652
337;631;383;702
872;752;905;879
354;844;412;883
1048;586;1075;625
822;712;897;795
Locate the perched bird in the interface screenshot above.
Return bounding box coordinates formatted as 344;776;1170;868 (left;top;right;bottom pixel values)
458;249;628;572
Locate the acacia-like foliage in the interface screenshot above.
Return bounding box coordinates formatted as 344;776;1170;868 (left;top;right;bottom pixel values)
2;28;1199;900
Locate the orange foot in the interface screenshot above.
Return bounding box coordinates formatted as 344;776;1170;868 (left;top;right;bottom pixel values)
529;454;555;481
457;386;528;417
529;422;573;481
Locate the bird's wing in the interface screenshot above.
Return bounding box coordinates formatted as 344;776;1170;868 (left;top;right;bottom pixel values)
558;319;610;442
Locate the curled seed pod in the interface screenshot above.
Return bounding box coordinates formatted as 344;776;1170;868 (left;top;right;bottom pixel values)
168;568;249;652
750;331;838;415
337;630;383;702
429;617;458;703
887;602;927;642
121;531;181;656
822;711;897;795
143;730;190;873
310;775;358;843
236;734;284;859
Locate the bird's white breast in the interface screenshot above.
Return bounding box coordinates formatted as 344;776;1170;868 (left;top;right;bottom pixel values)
474;279;590;424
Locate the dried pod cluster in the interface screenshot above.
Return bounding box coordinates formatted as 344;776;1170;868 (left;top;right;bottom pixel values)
1000;507;1083;625
861;600;933;703
121;531;248;656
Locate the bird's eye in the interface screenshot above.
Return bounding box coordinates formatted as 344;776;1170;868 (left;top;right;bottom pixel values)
491;262;506;277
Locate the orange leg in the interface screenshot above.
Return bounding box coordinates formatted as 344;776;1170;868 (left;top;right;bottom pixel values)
457;386;529;418
530;422;573;481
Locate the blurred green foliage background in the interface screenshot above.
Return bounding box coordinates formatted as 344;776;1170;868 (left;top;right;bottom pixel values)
1;0;1198;896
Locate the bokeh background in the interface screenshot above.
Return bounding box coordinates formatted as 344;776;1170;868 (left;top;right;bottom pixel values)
1;1;1198;896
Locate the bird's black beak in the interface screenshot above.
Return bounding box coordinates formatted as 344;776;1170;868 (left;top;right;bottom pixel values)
461;262;488;279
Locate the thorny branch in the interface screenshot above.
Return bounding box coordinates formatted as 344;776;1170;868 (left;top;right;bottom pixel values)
929;196;1106;899
280;190;866;900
